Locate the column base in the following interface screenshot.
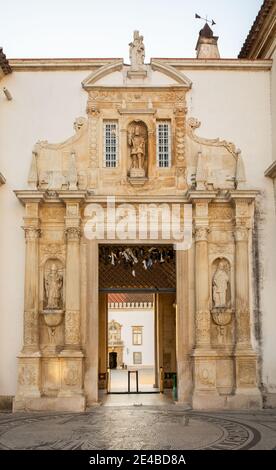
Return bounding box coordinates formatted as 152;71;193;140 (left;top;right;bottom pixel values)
192;388;262;410
13;395;86;412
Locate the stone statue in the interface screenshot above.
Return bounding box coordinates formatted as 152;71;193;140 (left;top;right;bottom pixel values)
45;264;63;309
129;30;145;69
212;261;230;308
128;125;146;173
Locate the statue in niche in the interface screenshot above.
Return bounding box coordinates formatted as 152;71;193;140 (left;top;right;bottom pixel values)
212;260;230;308
129;30;145;69
128;122;147;178
45;263;63;309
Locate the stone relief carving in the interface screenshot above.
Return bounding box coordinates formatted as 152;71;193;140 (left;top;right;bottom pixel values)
128;121;148;179
18;364;38;386
212;258;231;309
129;30;145;70
238;360;256;386
65;311;80;345
24;310;39;346
63;364;80;386
44;261;63;310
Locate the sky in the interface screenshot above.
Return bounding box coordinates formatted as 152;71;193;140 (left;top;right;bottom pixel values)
0;0;264;59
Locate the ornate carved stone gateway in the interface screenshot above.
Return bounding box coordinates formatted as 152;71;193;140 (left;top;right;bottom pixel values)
13;33;262;412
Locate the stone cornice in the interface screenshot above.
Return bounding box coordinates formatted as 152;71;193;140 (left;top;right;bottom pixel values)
6;58;272;72
265;160;276;178
8;58;121;71
151;58;272;71
187;190;218;203
14;190;45;205
227;190;260;203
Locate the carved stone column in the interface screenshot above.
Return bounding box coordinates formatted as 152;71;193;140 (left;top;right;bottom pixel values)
234;225;251;348
230;193;262;408
194;225;211;348
23;225;41;352
59;199;85;406
14;201;42;409
64;205;82;350
190;195;219;408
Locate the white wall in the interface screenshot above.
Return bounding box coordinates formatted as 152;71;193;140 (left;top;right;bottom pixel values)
0;64;275;395
108;307;154;366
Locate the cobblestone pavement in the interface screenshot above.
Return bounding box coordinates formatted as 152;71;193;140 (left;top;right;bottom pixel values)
0;405;275;450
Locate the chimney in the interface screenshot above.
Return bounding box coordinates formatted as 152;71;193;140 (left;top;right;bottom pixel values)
195;23;220;59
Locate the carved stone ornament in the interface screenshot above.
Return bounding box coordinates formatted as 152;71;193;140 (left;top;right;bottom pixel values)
195;226;209;242
196;310;210;344
65;227;81;241
18;364;38;386
65;310;80;345
24;227;41;240
24;310;38;347
234;227;249;242
63;364;80;386
211;308;233;326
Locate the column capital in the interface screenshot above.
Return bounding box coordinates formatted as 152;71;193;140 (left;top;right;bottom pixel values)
23;226;41;240
194;226;209;242
234;226;249;242
65;227;81;241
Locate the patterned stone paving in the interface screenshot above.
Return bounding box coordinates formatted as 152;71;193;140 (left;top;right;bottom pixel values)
0;406;275;450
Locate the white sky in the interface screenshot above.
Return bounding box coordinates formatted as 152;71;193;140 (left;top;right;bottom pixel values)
0;0;263;59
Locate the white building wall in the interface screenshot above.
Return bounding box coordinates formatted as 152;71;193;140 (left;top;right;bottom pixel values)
0;64;275;396
108;307;154;366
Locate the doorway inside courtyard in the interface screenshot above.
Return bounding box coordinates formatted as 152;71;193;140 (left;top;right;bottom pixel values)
98;245;177;399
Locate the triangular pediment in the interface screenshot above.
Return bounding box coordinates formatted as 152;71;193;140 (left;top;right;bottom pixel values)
82;59;192;89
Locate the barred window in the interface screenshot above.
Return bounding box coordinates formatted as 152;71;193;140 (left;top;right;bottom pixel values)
132;326;143;345
157;121;171;168
133;352;142;365
103;121;118;167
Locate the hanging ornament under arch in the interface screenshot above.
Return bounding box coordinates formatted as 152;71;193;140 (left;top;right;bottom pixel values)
99;245;175;277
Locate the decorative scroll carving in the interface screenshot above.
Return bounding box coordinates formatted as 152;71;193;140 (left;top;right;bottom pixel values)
187;117;238;158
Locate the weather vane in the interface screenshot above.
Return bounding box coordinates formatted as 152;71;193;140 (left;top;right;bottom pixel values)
195;13;216;26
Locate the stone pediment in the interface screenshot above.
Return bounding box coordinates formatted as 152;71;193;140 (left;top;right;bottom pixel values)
82;59;192;89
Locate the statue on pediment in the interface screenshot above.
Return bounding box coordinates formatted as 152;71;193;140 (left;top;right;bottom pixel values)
129;30;145;70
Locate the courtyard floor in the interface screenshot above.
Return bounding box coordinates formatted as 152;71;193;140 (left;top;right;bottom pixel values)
0;401;275;450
